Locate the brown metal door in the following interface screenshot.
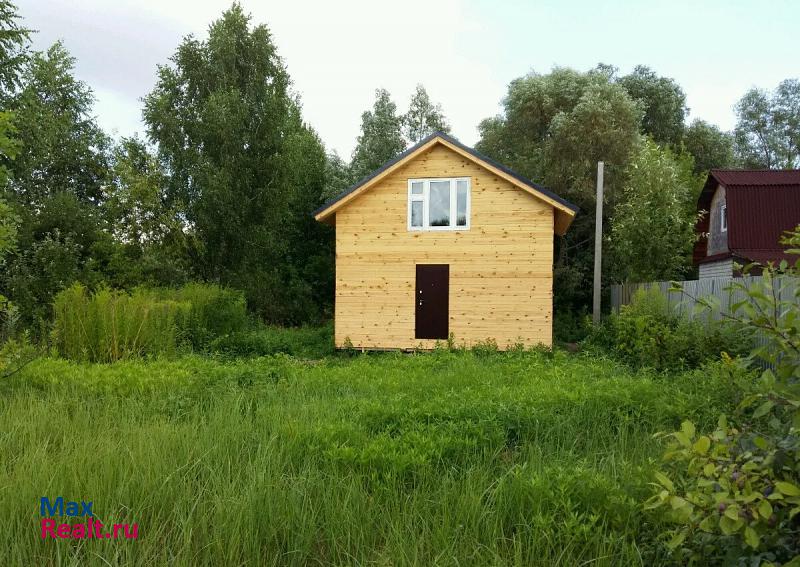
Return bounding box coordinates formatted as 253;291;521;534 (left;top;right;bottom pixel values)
415;264;449;340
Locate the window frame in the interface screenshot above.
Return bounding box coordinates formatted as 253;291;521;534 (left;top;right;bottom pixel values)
720;204;727;233
407;177;471;232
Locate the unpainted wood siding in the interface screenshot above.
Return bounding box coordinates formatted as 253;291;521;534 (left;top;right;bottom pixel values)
699;258;733;279
707;185;728;255
334;144;555;350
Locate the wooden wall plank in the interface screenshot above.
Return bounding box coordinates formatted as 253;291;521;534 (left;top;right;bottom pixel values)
334;144;554;349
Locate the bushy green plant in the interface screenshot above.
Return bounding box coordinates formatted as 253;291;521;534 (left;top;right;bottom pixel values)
471;337;499;356
144;283;249;350
646;227;800;565
53;283;188;362
210;323;334;359
554;307;591;343
587;287;750;371
53;282;249;361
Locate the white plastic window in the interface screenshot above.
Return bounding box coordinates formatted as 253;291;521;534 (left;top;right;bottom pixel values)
407;178;471;231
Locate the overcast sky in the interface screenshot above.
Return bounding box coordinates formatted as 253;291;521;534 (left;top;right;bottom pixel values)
16;0;800;157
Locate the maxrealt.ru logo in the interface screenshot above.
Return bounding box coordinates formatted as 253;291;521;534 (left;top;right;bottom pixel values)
40;497;138;540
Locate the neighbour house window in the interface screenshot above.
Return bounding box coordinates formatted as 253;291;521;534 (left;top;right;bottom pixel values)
721;204;727;232
408;178;470;231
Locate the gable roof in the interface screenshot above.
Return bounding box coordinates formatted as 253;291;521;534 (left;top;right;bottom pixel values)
694;169;800;265
313;132;579;235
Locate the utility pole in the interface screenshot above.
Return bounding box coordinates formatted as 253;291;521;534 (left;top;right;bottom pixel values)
593;161;604;325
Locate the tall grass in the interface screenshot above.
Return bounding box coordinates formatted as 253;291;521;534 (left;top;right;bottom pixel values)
53;284;188;362
0;351;739;565
145;283;249;349
53;283;248;362
210;322;334;359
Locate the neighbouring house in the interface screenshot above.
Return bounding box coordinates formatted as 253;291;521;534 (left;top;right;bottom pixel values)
693;169;800;279
313;132;578;350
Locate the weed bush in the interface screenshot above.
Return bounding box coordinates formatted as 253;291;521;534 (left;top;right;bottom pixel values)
586;287;751;371
646;228;800;566
53;284;187;362
53;283;248;361
145;283;249;349
210;323;334;359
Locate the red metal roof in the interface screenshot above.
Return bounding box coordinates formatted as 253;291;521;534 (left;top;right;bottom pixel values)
694;170;800;266
711;169;800;187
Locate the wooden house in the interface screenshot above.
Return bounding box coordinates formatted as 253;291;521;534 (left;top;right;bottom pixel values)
314;132;578;350
694;169;800;278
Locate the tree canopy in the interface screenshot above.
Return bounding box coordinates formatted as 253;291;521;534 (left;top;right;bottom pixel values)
6;42;109;210
617;65;688;147
143;3;331;322
683;119;735;174
476;67;643;311
350;88;406;180
610;139;699;282
403;84;450;144
734;80;800;168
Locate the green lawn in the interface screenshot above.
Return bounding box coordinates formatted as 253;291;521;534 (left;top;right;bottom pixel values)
0;349;735;566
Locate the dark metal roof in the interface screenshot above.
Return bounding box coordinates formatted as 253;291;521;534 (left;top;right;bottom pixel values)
693;169;800;265
312;131;579;218
711;169;800;187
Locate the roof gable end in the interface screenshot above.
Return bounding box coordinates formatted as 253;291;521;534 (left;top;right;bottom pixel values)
313;132;578;235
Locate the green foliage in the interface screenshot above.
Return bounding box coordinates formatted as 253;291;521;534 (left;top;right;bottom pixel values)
683;119;736;174
617;65;688;147
6;41;110;209
647;411;800;565
53;282;248;362
350;88;406;180
210;323;334;359
146;283;249;350
553;307;591;343
53;283;187;362
0;333;35;378
0;0;30;96
476;66;643;313
2;191;122;328
734;79;800;168
322;150;354;201
0;349;739;564
143;4;330;324
647;227;800;564
0;42;123;330
470;337;500;356
610;139;701;282
102;137;192;286
402;84;450;144
0;195;17;260
587;287;751;371
0;109;19;187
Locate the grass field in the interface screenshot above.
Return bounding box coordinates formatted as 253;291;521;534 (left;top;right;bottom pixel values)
0;348;738;566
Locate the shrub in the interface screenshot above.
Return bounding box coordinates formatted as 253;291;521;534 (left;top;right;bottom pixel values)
554;307;591;343
210;323;334;359
586;287;750;371
53;283;248;362
144;283;249;350
53;284;187;362
646;226;800;565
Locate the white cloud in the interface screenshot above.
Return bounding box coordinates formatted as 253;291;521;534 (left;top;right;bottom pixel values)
16;0;800;156
19;0;505;156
